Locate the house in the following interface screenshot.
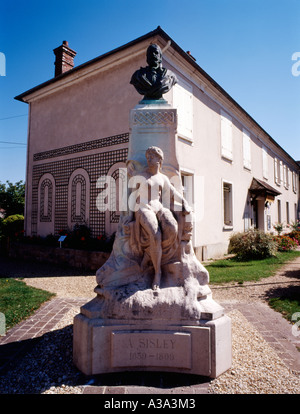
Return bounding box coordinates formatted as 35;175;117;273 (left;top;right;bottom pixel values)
15;27;300;259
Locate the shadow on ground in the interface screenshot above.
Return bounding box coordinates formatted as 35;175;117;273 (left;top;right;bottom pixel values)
265;283;300;300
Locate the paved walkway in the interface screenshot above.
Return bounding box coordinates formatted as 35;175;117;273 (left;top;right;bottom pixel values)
0;256;299;394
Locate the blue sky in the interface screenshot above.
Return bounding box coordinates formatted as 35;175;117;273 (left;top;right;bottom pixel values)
0;0;299;183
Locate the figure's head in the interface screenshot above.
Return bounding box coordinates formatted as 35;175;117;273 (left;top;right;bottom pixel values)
146;146;164;160
146;146;164;168
146;44;162;69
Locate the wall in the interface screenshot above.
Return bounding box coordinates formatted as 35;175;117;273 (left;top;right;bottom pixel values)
9;242;110;272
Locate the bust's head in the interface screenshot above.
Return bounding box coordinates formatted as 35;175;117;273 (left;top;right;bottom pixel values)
146;44;162;69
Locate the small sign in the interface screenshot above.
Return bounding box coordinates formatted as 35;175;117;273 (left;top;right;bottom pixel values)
58;236;67;242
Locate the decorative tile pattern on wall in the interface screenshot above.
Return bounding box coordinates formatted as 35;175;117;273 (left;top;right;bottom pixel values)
33;133;129;161
31;133;129;237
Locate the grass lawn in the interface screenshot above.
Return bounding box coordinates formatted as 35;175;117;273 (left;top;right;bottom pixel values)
206;250;300;284
0;278;55;331
206;250;300;325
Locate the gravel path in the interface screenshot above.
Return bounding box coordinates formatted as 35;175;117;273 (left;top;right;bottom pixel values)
0;255;299;394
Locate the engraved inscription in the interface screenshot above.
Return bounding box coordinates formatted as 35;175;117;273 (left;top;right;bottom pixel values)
111;331;191;369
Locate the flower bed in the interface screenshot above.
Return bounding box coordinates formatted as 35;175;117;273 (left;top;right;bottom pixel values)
273;234;299;252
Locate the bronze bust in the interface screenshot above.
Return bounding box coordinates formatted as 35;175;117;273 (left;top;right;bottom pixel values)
130;44;177;101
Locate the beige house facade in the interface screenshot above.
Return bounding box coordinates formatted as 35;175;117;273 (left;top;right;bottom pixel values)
16;27;300;259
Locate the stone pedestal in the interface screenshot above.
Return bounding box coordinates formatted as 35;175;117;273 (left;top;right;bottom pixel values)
73;281;232;378
73;307;231;378
128;102;181;190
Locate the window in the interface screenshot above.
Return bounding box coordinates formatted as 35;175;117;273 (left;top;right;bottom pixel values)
243;129;251;170
262;147;268;179
283;165;290;189
286;202;290;224
277;199;281;223
292;171;298;194
274;158;280;185
223;181;233;227
173;77;193;141
220;110;233;161
181;173;193;206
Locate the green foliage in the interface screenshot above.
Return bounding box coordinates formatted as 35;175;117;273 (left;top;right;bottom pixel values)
2;214;24;239
0;180;25;217
228;229;277;260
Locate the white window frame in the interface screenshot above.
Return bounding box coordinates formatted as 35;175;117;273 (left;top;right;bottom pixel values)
220;110;233;161
180;169;196;244
222;179;234;229
173;76;193;142
292;171;298;194
242;128;251;170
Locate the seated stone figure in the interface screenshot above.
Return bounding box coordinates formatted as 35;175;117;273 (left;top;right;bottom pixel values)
96;146;208;292
124;146;191;290
130;44;178;101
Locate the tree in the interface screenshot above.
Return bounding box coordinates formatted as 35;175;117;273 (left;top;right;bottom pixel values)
0;180;25;217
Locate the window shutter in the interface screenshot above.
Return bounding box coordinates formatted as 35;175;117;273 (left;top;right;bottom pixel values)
262;147;268;179
274;158;279;184
243;129;251;170
221;110;233;160
283;164;287;188
279;161;283;185
286;167;290;188
292;171;297;193
173;79;193;140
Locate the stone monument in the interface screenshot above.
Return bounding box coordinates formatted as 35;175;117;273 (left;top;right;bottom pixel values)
73;43;232;378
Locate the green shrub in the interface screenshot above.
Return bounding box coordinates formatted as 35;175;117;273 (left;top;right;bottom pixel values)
2;214;24;239
228;229;278;260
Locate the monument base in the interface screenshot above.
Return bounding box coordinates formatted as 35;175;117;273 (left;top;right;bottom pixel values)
73;310;231;378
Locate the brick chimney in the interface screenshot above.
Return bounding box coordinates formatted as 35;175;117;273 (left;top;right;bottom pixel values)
53;40;76;77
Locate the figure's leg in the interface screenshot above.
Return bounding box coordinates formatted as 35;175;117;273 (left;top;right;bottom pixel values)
138;210;162;290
